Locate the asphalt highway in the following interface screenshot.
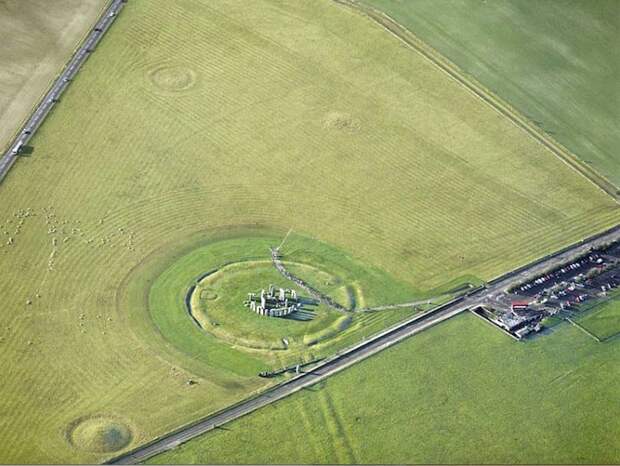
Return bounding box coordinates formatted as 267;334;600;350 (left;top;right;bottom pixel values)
1;0;617;461
109;225;620;464
0;0;126;183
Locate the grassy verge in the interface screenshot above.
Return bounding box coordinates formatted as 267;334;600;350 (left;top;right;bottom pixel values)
148;312;620;464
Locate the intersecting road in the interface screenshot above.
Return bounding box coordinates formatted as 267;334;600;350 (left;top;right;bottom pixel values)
0;0;126;183
109;225;620;464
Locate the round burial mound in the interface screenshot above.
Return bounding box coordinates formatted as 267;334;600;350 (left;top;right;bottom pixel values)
148;64;197;92
68;416;132;453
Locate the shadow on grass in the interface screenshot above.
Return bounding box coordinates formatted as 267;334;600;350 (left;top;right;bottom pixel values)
283;309;317;321
18;145;35;157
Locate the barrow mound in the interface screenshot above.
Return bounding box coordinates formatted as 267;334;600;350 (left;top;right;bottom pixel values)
68;416;132;453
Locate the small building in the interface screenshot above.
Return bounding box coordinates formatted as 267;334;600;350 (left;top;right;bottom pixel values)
515;326;532;339
511;300;530;312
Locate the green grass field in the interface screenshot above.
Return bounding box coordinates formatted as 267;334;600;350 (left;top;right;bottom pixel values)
0;0;618;462
576;292;620;341
149;313;620;464
142;232;422;371
361;0;620;187
192;261;345;350
0;0;108;152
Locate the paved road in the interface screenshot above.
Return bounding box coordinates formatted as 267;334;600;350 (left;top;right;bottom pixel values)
109;225;620;464
0;0;126;183
1;0;616;461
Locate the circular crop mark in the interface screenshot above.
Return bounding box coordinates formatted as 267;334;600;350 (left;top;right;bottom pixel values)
67;416;132;453
148;64;197;92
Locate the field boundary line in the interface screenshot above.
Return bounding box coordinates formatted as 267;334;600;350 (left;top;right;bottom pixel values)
0;0;114;157
332;0;619;201
565;317;601;342
0;0;126;184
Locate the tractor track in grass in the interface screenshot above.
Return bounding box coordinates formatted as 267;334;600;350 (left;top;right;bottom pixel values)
108;225;620;464
332;0;619;202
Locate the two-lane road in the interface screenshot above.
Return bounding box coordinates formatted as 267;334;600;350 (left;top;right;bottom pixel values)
0;0;126;183
109;225;620;464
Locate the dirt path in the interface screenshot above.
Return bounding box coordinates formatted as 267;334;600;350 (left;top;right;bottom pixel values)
359;298;439;312
270;247;348;312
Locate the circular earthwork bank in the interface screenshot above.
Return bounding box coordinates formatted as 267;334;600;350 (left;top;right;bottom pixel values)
147;64;198;93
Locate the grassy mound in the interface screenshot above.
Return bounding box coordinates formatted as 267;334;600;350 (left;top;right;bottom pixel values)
69;417;132;453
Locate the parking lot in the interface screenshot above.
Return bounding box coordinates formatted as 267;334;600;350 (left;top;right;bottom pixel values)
477;239;620;339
